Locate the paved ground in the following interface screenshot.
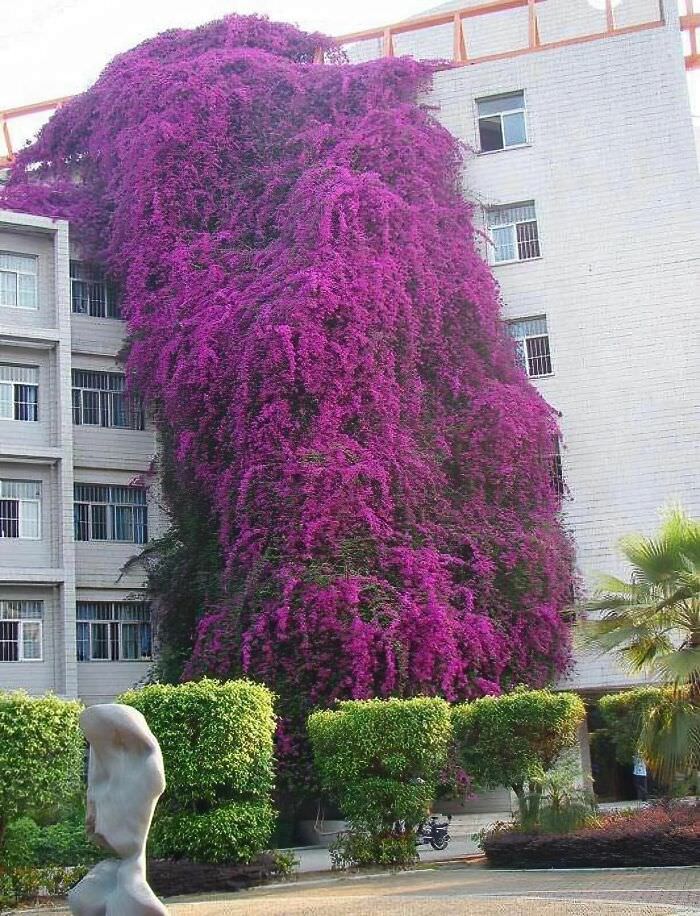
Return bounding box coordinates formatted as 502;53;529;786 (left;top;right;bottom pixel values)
163;864;700;915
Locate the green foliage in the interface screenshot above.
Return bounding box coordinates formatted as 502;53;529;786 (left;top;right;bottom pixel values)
452;688;585;825
0;692;83;839
0;865;88;907
308;698;452;868
329;830;418;870
598;688;666;765
2;817;102;869
120;678;276;863
150;802;276;865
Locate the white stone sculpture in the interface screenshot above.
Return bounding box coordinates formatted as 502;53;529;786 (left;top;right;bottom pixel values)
68;703;167;916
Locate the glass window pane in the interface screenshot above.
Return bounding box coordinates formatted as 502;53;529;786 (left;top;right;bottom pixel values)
20;500;40;538
76;622;89;661
82;390;100;425
0;383;13;419
0;621;19;661
18;272;38;308
91;504;108;540
112;505;134;541
477;92;524;117
503;111;527;147
121;623;140;660
516;220;540;260
0;271;17;307
478;116;504;152
22;622;41;660
74;503;89;541
91;623;109;660
493;226;517;263
15;385;38;422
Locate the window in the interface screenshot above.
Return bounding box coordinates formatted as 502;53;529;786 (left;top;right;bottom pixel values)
0;600;43;661
0;252;38;309
477;91;527;152
72;370;144;431
74;484;148;544
70;261;120;318
550;440;565;497
507;316;553;378
487;202;540;264
0;365;38;421
76;601;152;662
0;480;41;539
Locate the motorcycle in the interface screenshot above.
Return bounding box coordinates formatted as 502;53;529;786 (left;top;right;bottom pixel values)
416;813;452;851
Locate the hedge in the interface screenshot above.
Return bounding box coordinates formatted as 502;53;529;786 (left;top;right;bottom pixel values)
481;801;699;868
597;687;666;765
0;692;83;846
452;688;585;827
308;697;452;867
120;678;276;864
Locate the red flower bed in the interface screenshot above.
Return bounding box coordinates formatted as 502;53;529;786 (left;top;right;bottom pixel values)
482;802;700;868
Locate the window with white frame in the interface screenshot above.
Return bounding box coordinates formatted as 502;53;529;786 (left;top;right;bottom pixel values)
507;316;553;378
0;253;38;309
0;364;38;421
0;480;41;539
487;202;541;264
477;91;527;152
70;261;121;319
72;370;144;431
74;484;148;544
0;600;43;661
76;601;152;662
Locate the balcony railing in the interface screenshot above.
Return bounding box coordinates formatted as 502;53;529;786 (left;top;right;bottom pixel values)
1;0;696;169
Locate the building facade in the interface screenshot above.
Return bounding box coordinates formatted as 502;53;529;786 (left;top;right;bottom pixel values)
0;0;698;715
0;209;161;705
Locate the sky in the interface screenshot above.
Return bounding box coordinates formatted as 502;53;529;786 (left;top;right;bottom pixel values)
0;0;698;155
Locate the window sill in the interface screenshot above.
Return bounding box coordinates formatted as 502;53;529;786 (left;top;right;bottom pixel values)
0;659;43;663
477;143;531;157
491;255;543;268
71;313;124;322
77;659;153;664
528;372;555;380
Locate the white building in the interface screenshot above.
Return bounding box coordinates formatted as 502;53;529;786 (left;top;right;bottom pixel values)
0;209;162;705
0;0;698;721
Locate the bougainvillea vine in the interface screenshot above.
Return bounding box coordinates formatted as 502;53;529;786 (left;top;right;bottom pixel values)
1;14;574;777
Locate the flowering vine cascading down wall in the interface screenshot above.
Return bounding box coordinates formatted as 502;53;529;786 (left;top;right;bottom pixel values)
1;15;574;771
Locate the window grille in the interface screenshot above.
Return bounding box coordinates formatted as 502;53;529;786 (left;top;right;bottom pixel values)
0;479;41;539
0;364;38;421
0;252;38;309
0;600;43;661
71;369;144;430
70;261;120;318
74;484;148;544
550;441;565;497
76;602;152;661
477;91;527;152
507;316;553;378
487;202;540;264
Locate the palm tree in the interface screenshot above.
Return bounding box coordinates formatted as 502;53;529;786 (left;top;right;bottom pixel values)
578;507;700;781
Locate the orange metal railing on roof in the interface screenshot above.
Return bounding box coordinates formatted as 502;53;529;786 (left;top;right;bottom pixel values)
1;0;697;170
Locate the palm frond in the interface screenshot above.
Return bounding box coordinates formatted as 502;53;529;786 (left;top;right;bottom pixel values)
652;648;700;687
640;692;700;781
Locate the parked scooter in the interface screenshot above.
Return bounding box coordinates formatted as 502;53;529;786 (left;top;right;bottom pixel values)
416;813;452;851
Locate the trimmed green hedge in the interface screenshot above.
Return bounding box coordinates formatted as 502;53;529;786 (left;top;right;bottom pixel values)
121;678;276;863
308;697;452;867
0;692;83;846
452;688;585;826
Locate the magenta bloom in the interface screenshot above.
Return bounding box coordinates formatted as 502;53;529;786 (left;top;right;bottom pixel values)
1;15;573;748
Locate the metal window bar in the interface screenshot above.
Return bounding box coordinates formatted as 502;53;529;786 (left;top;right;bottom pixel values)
76;602;152;661
525;334;552;377
550;450;565;497
516;220;540;260
70;260;120;318
71;371;144;430
73;486;148;543
0;252;38;309
0;602;43;660
14;385;38;421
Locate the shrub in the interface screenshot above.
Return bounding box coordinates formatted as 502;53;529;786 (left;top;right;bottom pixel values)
452;688;585;828
0;692;83;850
597;687;666;765
0;865;89;908
120;678;276;863
308;697;452;868
481;801;699;868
